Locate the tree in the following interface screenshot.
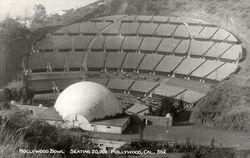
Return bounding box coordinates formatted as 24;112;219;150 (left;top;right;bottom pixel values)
19;87;28;104
10;88;19;101
3;88;11;101
160;97;175;116
148;106;153;115
32;4;48;28
0;101;10;110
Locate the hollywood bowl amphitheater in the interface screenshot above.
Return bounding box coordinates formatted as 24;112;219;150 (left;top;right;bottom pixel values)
23;15;242;136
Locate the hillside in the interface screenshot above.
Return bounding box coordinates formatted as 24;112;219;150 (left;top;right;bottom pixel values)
0;18;32;88
1;0;250;131
190;76;250;131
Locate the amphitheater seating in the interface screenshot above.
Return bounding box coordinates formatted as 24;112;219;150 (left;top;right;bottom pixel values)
226;34;238;43
54;78;82;91
138;54;164;71
54;23;80;35
30;15;242;98
175;90;206;103
90;36;105;50
155;24;177;36
55;36;72;51
80;22;95;34
46;52;65;70
157;38;181;54
190;41;214;56
169;17;183;24
191;60;224;78
64;52;85;69
85;78;109;86
105;36;124;50
155;55;183;73
121;16;137;22
212;29;231;41
188;25;203;37
206;63;238;81
136;15;153;22
152;16;169;23
120;23;140;35
138;23;158;35
103;23;121;35
28;53;48;71
220;45;242;60
28;80;53;92
83;21;111;33
165;77;211;94
130;80;158;94
205;43;232;58
122;53;144;70
86;52;106;70
122;36;143;51
92;22;111;32
108;78;134;91
72;35;93;51
175;58;206;75
139;37;162;52
182;17;208;25
173;40;190;55
28;72;85;80
102;15;126;22
153;84;185;97
105;52;125;69
37;36;57;50
173;25;190;38
194;26;218;39
64;23;81;34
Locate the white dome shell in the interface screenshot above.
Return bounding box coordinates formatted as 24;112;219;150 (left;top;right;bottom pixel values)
54;81;122;121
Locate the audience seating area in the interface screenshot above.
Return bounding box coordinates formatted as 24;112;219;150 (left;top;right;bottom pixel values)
27;15;243;105
27;50;239;81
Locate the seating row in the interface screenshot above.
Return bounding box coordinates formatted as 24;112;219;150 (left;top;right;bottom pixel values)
27;52;238;81
36;35;242;61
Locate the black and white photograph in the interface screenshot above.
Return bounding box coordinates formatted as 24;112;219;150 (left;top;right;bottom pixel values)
0;0;250;157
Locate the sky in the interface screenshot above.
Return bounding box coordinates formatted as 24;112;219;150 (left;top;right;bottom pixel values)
0;0;99;20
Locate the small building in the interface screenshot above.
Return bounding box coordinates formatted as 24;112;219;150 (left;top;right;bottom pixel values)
90;117;130;134
139;115;172;127
126;103;172;127
12;103;64;127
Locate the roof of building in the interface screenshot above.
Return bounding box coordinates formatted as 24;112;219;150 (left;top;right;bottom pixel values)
91;117;129;127
54;81;122;122
125;103;149;115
